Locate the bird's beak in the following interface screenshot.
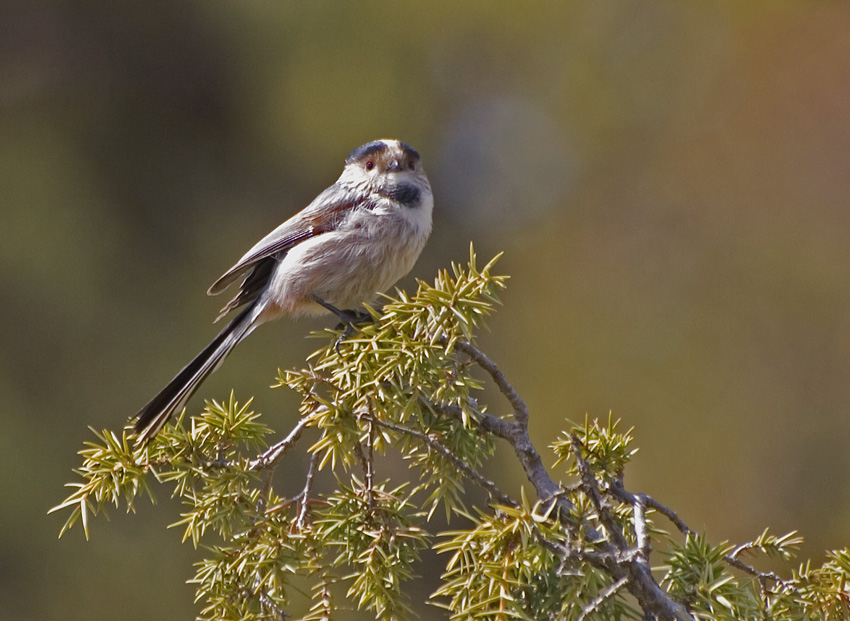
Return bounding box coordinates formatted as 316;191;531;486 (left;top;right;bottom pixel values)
386;159;401;173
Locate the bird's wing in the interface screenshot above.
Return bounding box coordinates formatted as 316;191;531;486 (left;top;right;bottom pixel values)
207;185;357;296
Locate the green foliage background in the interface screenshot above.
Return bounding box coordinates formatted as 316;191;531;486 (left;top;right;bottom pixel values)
2;2;850;620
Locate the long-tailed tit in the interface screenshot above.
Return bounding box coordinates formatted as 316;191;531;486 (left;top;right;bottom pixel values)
133;139;433;443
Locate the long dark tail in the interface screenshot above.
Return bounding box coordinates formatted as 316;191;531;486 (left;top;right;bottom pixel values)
133;303;262;444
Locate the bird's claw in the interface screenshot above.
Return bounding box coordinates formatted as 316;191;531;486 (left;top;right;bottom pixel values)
311;296;375;354
332;313;373;354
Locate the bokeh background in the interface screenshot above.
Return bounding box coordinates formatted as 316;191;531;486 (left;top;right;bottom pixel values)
3;1;850;619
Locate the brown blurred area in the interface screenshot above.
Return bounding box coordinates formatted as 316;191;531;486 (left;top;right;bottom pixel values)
2;2;850;619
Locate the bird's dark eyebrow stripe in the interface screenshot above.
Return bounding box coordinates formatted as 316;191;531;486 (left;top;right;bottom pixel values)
346;141;388;163
398;142;420;162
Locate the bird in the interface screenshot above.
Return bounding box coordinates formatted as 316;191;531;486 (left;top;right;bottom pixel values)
133;139;433;443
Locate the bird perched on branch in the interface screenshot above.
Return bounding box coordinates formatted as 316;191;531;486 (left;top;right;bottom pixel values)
133;139;433;443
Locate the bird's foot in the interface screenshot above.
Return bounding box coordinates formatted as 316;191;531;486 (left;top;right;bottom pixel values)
312;296;375;353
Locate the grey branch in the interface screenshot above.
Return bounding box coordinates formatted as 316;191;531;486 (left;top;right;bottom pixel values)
251;417;309;471
452;339;530;427
634;493;651;561
295;454;318;529
575;576;630;621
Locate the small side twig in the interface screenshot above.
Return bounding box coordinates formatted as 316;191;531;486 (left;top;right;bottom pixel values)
575;576;630;621
370;416;516;508
427;391;563;505
351;432;374;507
363;404;376;505
257;589;290;620
294;454;318;529
251;417;310;508
425;397;515;439
251;417;310;471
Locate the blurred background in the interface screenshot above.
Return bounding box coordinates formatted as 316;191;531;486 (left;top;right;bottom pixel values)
3;1;850;619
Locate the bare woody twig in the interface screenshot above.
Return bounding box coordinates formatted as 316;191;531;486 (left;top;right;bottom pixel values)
369;416;516;508
633;493;651;562
426;398;515;439
295;454;318;529
452;339;530;427
575;576;630;621
251;417;310;471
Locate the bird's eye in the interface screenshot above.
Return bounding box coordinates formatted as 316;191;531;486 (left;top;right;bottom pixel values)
408;161;416;170
365;161;375;171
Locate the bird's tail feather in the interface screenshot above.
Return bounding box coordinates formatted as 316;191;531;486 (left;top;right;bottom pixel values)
133;303;262;444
